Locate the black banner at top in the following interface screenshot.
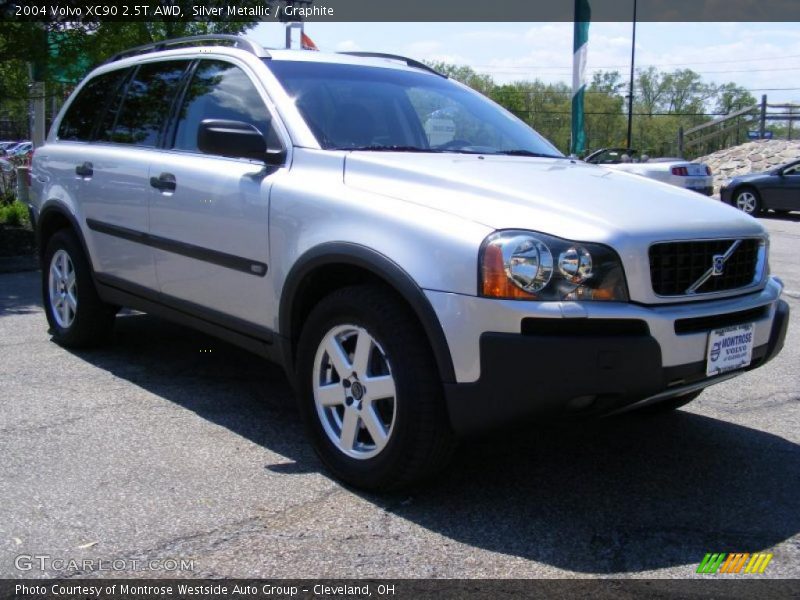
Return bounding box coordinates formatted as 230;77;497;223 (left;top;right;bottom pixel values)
1;0;800;22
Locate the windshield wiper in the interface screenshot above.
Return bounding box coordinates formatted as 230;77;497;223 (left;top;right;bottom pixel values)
337;145;440;152
336;145;565;157
495;150;566;158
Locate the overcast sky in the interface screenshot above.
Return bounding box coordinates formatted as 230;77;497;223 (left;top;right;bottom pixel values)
251;22;800;103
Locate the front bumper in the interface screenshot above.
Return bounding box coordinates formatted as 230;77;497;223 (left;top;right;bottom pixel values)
428;281;788;436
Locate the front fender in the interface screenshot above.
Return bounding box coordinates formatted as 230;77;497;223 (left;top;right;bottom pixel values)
279;242;457;383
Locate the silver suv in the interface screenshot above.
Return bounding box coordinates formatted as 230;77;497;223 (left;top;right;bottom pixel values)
29;36;789;490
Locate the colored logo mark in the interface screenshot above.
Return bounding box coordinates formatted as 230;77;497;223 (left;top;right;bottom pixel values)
697;552;773;574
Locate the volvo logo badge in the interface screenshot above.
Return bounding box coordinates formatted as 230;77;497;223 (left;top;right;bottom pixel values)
685;240;741;294
350;381;365;401
712;254;725;276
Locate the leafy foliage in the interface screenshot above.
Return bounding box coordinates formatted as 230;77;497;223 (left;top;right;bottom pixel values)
0;12;265;136
0;200;29;227
0;21;771;157
427;61;760;157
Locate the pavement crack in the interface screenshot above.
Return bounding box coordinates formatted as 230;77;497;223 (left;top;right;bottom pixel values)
0;400;133;436
725;392;800;414
66;487;347;577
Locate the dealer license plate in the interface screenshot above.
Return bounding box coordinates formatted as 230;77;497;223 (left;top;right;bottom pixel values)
706;323;754;377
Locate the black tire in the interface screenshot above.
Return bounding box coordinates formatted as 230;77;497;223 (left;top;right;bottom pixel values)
42;229;116;348
296;284;455;491
633;389;703;415
732;187;762;216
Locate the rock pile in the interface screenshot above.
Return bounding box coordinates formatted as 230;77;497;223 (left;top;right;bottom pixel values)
694;140;800;194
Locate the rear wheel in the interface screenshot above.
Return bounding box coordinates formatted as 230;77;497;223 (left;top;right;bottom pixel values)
633;390;703;415
733;188;761;215
42;229;116;347
296;284;455;491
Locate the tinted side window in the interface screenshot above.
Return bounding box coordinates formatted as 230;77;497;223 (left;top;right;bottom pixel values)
96;69;133;143
783;164;800;176
173;60;276;152
57;70;127;141
111;60;189;147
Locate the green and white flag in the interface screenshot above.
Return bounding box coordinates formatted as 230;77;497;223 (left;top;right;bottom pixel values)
571;0;591;155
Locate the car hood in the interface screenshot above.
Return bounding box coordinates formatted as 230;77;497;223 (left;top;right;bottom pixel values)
344;153;764;245
731;171;772;183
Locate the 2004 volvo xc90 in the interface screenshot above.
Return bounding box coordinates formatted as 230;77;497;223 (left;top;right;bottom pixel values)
29;36;789;490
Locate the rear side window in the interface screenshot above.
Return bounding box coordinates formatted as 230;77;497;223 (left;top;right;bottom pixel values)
57;70;127;141
96;69;133;143
172;60;277;152
109;60;189;147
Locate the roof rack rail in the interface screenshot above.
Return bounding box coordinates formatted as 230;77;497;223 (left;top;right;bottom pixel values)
338;52;447;78
104;35;270;64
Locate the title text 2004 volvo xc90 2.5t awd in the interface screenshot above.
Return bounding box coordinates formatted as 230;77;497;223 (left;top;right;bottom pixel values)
29;36;789;490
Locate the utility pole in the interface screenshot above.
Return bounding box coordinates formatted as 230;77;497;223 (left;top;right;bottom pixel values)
626;0;637;150
28;68;46;149
29;26;48;149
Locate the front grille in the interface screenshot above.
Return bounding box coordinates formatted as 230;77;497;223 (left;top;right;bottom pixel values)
649;239;760;296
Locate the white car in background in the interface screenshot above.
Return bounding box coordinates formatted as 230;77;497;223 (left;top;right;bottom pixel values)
585;148;714;196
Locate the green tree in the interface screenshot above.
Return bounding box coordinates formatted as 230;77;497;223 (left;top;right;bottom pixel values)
585;71;626;150
426;61;495;96
0;9;265;137
590;70;625;95
714;82;757;114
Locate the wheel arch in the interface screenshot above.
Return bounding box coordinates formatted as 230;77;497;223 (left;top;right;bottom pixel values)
731;184;762;207
37;203;91;269
279;243;456;384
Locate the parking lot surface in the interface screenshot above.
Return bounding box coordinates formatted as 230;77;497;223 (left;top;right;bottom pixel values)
1;215;798;579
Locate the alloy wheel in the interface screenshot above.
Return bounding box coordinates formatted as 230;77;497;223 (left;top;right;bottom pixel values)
48;249;77;328
735;191;758;214
313;324;397;460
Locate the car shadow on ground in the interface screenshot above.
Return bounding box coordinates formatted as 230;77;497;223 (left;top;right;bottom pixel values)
69;311;800;575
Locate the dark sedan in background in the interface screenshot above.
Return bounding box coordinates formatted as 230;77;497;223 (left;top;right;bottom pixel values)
721;159;800;215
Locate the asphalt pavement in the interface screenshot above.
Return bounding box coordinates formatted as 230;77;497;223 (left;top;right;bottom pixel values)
1;214;798;579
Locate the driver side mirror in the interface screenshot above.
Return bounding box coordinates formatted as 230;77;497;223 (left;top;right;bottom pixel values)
198;119;286;166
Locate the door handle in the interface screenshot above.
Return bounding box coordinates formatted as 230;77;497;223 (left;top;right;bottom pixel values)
150;172;176;192
75;162;93;178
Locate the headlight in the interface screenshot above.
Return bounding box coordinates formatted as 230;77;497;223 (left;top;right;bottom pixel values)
480;231;628;301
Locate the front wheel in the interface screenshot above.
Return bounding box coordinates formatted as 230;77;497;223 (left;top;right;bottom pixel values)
733;188;761;215
296;285;455;491
42;229;116;348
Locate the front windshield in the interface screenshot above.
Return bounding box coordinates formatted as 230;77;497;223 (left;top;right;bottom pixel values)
265;60;563;156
